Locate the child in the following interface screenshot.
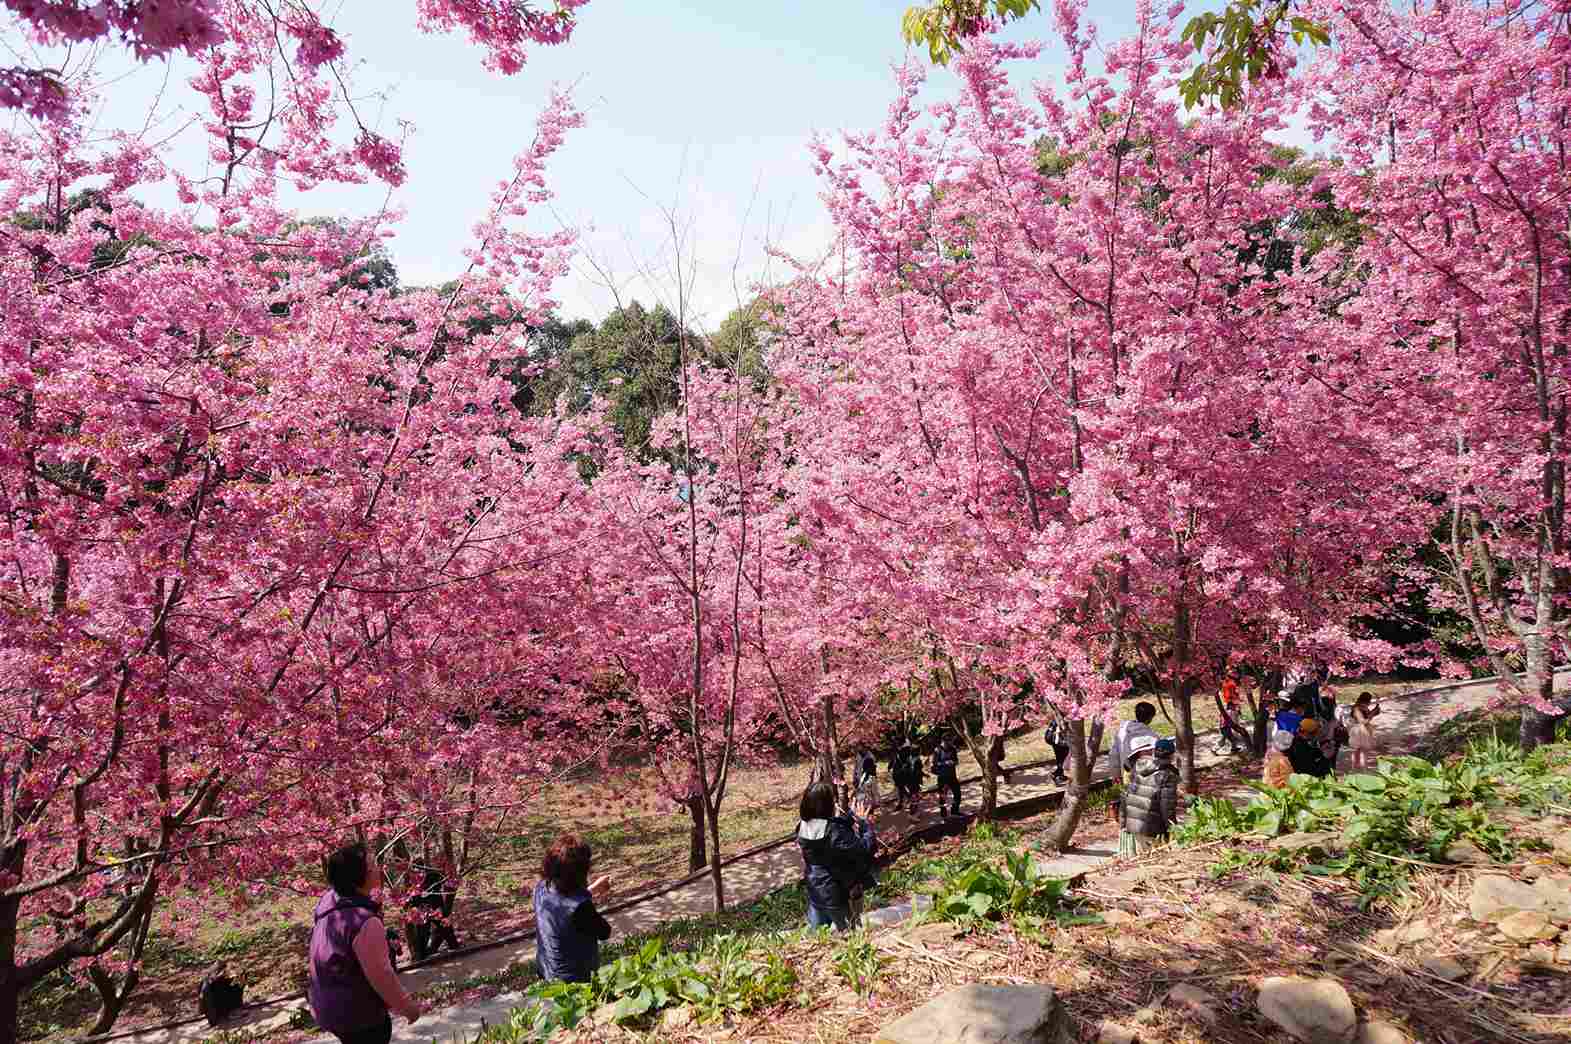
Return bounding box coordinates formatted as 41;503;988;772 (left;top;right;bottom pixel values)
1119;735;1179;857
1263;729;1295;787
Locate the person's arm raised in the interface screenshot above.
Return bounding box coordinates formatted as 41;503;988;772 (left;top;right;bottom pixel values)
352;917;422;1024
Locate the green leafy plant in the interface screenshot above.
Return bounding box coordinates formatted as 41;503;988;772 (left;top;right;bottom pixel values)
1175;752;1543;907
926;845;1071;931
832;930;886;997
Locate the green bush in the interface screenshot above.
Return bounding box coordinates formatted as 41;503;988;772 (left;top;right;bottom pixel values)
471;932;799;1041
924;846;1073;933
1175;745;1569;906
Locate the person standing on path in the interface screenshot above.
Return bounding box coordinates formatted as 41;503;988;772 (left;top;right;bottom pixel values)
1343;692;1382;773
855;748;880;813
931;737;962;817
1215;674;1248;754
796;783;877;930
1044;713;1069;783
533;835;614;983
308;842;422;1044
890;740;923;812
1119;736;1180;857
1110;702;1158;786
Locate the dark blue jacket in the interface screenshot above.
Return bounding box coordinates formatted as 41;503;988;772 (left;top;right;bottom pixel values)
797;814;876;912
533;880;610;983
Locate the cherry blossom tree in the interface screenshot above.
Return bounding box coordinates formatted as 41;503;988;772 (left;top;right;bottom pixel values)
773;1;1421;844
1294;0;1571;749
0;3;590;1034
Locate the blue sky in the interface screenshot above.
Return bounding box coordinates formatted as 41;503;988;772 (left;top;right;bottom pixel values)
21;2;1164;324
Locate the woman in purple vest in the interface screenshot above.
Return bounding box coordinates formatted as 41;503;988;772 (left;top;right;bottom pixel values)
533;834;613;982
307;842;423;1043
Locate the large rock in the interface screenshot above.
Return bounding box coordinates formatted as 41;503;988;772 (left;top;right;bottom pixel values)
1163;983;1221;1026
1553;829;1571;866
1497;910;1559;943
1270;831;1346;856
1357;1021;1410;1044
1532;876;1571;921
874;984;1076;1044
1443;840;1491;865
1469;875;1547;922
1256;976;1358;1044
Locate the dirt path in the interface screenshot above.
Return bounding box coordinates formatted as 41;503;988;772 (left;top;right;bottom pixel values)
119;674;1547;1044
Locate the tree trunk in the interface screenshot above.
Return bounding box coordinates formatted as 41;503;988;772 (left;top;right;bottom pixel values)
979;761;998;819
1175;681;1197;793
1045;719;1093;851
1521;632;1560;750
0;893;19;1044
685;794;707;874
705;797;725;912
85;888;154;1038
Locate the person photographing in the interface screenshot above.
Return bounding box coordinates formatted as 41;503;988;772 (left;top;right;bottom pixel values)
308;842;422;1044
533;835;614;983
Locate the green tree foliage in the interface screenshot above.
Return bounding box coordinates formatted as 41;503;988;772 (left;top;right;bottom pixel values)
901;0;1040;65
902;0;1330;111
1178;1;1328;110
525;301;699;454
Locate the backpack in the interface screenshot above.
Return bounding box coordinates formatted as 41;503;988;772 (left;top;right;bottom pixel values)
198;963;244;1026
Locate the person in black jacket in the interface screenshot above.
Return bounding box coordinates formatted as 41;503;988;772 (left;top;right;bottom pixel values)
1287;718;1334;778
795;782;876;930
931;738;962;817
889;741;922;812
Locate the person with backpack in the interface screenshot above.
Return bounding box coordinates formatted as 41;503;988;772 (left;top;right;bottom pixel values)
890;740;924;812
406;862;461;961
931;737;962;817
796;782;877;930
1110;702;1158;786
308;842;422;1044
1287;718;1334;778
1043;714;1069;784
1119;736;1180;857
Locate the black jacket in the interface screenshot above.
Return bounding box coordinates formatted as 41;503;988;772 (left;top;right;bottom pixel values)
1120;753;1179;837
797;814;876;912
1288;737;1333;778
932;744;959;781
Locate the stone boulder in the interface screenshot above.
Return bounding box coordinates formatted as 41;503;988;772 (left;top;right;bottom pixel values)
1497;910;1559;943
1469;875;1547;922
875;984;1076;1044
1256;976;1358;1044
1532;876;1571;921
1357;1021;1411;1044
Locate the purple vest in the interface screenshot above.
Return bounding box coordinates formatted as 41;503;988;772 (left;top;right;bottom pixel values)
307;889;386;1034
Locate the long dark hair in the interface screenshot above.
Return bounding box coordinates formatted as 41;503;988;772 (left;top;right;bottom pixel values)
542;834;592;893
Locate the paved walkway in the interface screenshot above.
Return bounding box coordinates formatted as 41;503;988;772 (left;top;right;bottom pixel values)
125;674;1542;1044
